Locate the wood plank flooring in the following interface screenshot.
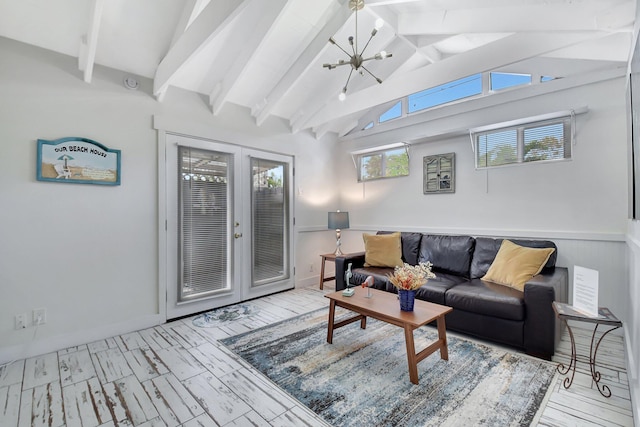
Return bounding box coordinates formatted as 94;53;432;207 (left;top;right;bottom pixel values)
0;286;634;426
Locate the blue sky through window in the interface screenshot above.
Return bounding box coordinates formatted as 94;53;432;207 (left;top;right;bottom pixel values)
408;74;482;113
379;101;402;123
490;72;531;91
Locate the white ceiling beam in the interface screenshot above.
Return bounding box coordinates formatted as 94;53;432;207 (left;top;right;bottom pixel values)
312;123;331;140
339;120;359;137
397;3;633;34
153;0;251;101
169;0;199;48
253;0;350;127
78;0;104;83
210;0;290;116
302;31;608;130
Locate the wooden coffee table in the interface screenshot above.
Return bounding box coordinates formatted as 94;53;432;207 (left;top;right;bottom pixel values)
325;287;453;385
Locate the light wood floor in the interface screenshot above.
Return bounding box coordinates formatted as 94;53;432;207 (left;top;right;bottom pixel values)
0;286;634;426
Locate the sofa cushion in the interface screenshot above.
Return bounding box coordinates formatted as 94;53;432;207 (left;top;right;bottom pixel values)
418;234;475;277
470;237;558;279
411;273;467;305
362;232;403;267
444;279;525;321
377;231;422;265
482;240;555;291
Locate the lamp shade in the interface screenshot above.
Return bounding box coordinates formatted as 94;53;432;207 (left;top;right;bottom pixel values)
328;211;349;230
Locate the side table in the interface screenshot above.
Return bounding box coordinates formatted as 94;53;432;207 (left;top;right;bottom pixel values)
552;301;622;398
319;253;338;289
319;252;365;290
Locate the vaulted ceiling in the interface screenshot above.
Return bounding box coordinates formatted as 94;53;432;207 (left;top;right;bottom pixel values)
0;0;634;138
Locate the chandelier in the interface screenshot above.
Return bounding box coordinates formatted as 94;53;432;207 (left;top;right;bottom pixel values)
323;0;392;101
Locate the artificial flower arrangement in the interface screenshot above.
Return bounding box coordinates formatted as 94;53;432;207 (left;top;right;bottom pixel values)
388;262;436;290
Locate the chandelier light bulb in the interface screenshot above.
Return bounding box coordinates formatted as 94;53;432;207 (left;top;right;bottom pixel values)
375;18;385;30
338;91;347;101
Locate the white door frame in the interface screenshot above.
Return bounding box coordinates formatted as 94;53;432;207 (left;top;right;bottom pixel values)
158;132;294;320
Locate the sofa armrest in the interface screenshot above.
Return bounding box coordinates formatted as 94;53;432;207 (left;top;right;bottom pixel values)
523;267;569;359
335;252;366;290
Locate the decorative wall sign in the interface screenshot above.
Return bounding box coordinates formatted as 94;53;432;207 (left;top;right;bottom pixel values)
423;152;455;194
36;137;121;185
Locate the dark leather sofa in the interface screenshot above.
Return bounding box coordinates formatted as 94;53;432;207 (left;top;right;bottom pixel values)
335;232;568;359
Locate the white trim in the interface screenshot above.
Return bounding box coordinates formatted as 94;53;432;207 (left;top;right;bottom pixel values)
157;130;168;322
468;107;588;134
350;141;408;155
0;314;164;365
296;225;626;242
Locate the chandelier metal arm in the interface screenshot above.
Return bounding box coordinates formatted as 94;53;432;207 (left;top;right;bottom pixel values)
344;68;355;92
360;65;383;84
329;37;352;58
359;31;377;59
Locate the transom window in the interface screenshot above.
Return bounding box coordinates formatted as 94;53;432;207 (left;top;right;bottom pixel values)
408;74;482;113
490;72;532;91
379;101;402;123
474;116;572;169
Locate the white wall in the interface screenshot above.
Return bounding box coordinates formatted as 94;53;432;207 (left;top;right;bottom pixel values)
0;37;338;362
336;75;629;319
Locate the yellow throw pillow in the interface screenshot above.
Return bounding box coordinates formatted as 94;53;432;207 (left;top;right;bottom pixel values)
482;240;555;291
363;232;403;268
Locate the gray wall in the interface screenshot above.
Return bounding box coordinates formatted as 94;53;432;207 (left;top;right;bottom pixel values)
0;37;338;361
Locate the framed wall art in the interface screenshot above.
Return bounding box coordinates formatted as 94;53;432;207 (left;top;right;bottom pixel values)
36;137;121;186
423;152;455;194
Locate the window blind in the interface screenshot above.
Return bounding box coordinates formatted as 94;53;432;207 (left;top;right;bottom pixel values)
475;117;571;169
179;146;230;301
251;158;289;286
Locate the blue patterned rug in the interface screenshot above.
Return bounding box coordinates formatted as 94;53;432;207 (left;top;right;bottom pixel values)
192;303;259;328
221;308;557;427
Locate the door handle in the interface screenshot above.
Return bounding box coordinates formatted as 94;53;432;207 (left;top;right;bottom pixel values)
234;233;243;238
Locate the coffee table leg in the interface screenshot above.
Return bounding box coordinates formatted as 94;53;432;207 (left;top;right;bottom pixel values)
327;300;336;344
437;316;449;360
404;324;419;385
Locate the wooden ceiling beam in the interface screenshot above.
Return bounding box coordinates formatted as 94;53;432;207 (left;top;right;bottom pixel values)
253;0;350;127
210;0;290;116
397;3;633;35
153;0;251;101
78;0;105;84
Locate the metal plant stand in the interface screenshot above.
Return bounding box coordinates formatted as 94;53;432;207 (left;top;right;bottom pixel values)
552;302;622;398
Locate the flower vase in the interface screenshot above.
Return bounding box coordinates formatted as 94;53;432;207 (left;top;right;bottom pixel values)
398;289;416;311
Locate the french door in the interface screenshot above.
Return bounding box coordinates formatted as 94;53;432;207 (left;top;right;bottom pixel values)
165;134;294;319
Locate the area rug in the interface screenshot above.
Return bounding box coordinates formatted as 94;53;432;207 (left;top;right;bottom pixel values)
221;308;557;427
192;303;259;328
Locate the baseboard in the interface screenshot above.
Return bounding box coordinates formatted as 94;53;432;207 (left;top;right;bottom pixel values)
296;275;321;288
0;314;164;364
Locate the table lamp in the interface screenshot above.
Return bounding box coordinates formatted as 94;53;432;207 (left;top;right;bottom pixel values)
328;210;349;255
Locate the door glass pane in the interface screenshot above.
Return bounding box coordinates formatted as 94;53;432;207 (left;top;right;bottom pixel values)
251;158;289;286
179;147;230;302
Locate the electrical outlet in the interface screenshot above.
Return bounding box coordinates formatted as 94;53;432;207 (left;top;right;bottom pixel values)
33;308;46;326
15;313;27;329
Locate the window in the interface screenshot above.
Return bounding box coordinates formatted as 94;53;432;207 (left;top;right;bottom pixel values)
179;146;230;301
490;72;532;91
363;121;374;130
408;74;482;113
379;101;402;123
475;117;572;169
357;146;409;182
